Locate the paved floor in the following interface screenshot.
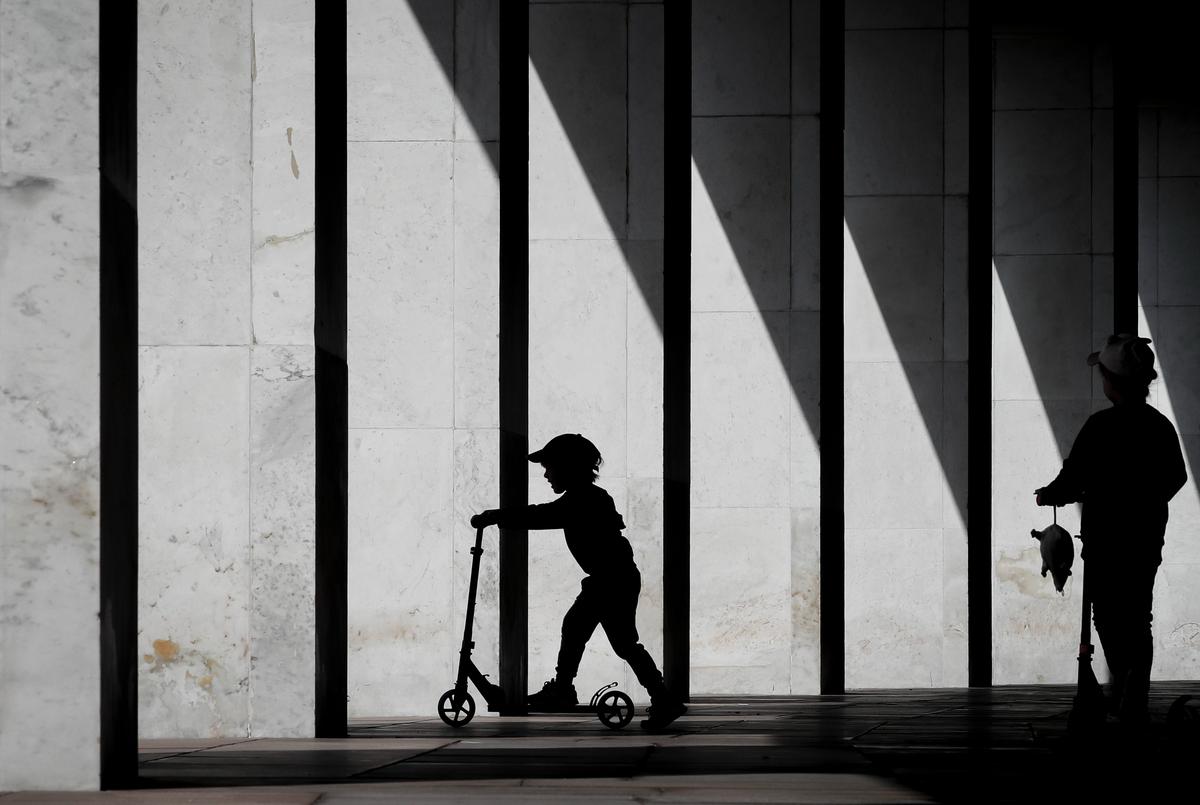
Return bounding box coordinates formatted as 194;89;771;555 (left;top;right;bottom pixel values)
4;684;1198;802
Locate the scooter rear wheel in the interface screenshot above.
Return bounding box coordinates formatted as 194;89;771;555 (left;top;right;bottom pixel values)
438;689;476;727
597;690;634;730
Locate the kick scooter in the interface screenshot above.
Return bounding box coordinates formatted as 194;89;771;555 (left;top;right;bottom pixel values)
436;525;636;730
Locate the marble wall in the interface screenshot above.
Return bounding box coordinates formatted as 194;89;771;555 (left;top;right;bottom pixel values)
1137;105;1200;679
0;0;100;789
990;26;1115;683
842;0;970;689
137;0;316;737
345;0;500;718
526;0;665;703
689;0;821;694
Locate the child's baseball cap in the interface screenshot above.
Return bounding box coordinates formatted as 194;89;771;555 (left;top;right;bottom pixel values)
1087;333;1155;381
528;433;601;469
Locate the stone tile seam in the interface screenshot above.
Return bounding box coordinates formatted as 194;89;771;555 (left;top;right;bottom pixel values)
346;739;462;779
139;737;259;765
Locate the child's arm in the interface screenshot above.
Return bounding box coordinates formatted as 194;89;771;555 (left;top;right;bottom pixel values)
1036;419;1093;506
471;498;571;530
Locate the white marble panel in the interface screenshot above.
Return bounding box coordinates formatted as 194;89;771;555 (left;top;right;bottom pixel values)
846;0;942;28
789;312;821;509
529;239;629;479
992;256;1092;402
454;0;499;143
692;0;789;117
942;527;969;687
992;550;1089;685
252;0;315;346
844;196;944;363
529;3;627;241
248;346;315;737
844;362;944;531
629;3;665;242
139;347;251;738
348;429;454;717
453;140;500;429
347;0;454;142
942;362;969;531
992;36;1091;111
1139;177;1157;305
1157;108;1200;177
1155;307;1200;438
944;30;969;195
692;117;790;313
944;195;969;361
991;399;1093;685
790;506;821;694
626;240;664;480
138;1;252;346
1092;110;1114;255
0;171;99;789
993;111;1091;256
791;0;820;115
791;117;821;312
528;479;628;701
691;312;790;508
0;1;97;175
1157;178;1200;306
452;429;501;688
1152;563;1200;680
347;142;454;429
691;507;792;695
844;30;943;196
845;529;945;689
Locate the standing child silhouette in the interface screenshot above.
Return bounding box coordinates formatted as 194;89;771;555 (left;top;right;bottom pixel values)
1036;334;1187;723
471;433;686;730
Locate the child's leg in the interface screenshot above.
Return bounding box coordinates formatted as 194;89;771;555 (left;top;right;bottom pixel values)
597;573;668;698
554;579;604;684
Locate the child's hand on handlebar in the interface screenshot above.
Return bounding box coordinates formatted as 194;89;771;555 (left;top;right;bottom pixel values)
470;510;499;529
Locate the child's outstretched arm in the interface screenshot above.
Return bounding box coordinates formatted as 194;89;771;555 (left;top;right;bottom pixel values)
471;498;571;531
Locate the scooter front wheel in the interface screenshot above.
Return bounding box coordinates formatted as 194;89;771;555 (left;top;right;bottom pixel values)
597;690;634;730
438;689;476;727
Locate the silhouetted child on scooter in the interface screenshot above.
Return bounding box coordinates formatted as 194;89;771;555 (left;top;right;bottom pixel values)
471;433;687;731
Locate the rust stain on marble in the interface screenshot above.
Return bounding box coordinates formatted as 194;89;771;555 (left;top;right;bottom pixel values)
153;639;180;663
995;547;1053;597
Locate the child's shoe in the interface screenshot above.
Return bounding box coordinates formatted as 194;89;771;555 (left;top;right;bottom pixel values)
526;678;578;710
641;696;687;731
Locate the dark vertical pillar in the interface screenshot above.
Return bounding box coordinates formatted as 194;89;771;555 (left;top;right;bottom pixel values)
662;0;691;701
314;0;348;737
498;0;530;712
99;0;138;789
967;0;993;688
819;0;845;696
1112;34;1138;335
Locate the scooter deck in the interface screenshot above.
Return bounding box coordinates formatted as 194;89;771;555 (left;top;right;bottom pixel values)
487;704;619;716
